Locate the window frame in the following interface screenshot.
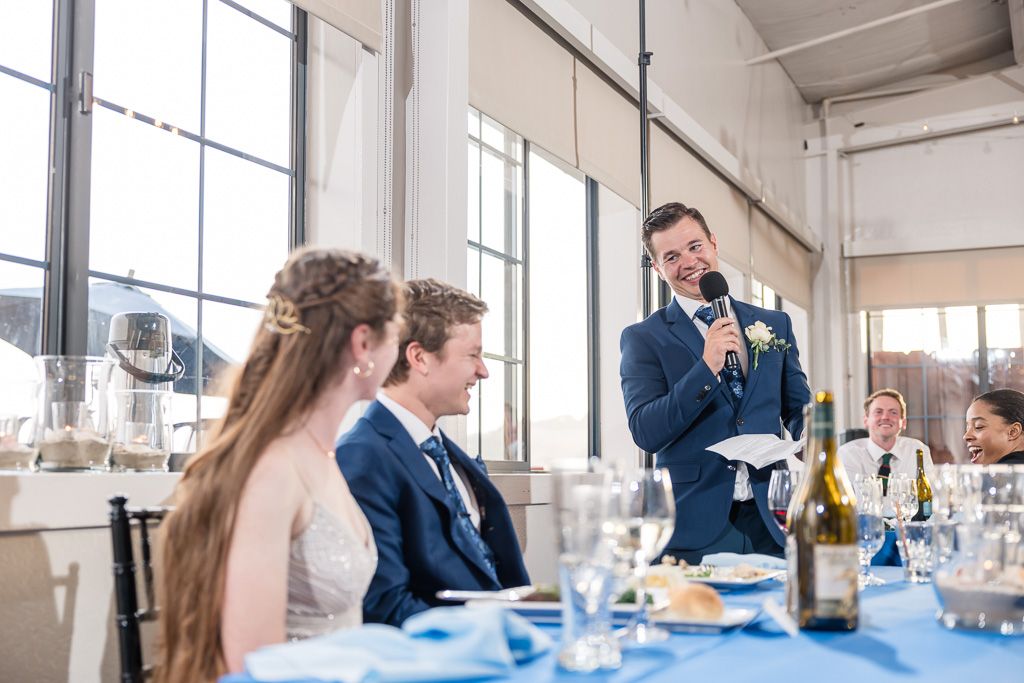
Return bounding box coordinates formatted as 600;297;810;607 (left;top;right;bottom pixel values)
0;0;306;424
466;108;600;471
864;304;1024;462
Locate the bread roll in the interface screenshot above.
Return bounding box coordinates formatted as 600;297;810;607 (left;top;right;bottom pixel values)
666;582;724;619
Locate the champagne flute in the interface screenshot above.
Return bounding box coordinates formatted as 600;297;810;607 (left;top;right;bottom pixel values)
853;476;886;588
608;467;675;645
767;469;799;533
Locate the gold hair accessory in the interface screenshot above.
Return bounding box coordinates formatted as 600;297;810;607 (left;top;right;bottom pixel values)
353;360;375;378
264;295;311;335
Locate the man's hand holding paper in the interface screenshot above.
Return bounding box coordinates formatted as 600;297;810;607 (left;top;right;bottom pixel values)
707;434;806;470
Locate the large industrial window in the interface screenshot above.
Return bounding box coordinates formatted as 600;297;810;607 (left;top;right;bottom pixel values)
865;305;1024;465
466;108;596;471
0;0;304;449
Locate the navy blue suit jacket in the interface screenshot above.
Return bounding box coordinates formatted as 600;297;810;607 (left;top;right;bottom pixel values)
335;401;530;626
619;297;810;551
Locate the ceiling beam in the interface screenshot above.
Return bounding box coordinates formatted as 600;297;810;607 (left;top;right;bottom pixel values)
746;0;972;66
838;114;1022;155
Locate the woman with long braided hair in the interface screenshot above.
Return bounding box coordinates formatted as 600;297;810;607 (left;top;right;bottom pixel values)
155;248;402;682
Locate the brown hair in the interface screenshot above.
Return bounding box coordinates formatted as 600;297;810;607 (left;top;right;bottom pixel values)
154;248;400;683
863;388;907;420
641;202;712;262
384;278;487;386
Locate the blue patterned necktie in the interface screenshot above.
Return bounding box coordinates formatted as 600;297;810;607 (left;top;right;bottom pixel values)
694;305;745;402
420;436;498;581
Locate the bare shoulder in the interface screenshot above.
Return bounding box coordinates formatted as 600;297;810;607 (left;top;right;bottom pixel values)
237;442;306;517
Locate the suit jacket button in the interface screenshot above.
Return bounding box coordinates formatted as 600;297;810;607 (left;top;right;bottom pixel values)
737;417;744;426
704;385;711;391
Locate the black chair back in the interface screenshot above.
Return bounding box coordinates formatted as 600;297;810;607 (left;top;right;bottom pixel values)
109;495;171;683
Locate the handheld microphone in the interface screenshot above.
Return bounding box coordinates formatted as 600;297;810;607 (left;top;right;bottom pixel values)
697;271;740;372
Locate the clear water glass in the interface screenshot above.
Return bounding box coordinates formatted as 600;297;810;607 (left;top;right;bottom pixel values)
552;469;621;672
854;475;886;588
607;467;675;646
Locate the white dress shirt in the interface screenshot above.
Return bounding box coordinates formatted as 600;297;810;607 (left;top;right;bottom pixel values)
837;435;935;484
673;293;752;501
376;392;482;529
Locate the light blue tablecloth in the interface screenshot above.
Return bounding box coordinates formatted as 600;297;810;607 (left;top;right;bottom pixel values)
223;567;1024;683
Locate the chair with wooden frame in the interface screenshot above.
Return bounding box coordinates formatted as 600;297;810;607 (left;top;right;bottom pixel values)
109;494;171;683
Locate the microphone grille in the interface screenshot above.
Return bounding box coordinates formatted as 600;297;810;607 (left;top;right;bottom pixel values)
697;271;729;301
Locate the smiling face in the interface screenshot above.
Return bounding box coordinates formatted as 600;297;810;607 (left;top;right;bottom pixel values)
964;400;1022;464
422;322;489;420
649;217;720;302
863;395;906;446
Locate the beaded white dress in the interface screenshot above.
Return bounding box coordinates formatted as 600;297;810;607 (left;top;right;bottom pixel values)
284;499;377;640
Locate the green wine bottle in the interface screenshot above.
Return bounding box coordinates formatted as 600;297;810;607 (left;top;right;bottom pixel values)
786;391;859;631
913;448;932;521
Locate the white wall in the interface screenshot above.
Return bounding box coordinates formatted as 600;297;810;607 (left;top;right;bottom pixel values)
561;0;812;236
805;66;1024;430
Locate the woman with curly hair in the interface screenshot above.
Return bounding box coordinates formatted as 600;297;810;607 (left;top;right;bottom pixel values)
155;248;402;682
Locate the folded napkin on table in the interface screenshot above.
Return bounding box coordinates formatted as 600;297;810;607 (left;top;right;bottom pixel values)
239;605;552;683
700;552;786;570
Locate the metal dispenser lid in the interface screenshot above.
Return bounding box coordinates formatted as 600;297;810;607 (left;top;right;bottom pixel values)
108;312;172;354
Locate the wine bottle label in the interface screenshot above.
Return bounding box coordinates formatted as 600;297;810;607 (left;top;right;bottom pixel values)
813;545;859;616
922;501;932;518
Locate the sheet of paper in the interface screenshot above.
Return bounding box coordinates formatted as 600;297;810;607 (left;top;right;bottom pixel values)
706;434;805;470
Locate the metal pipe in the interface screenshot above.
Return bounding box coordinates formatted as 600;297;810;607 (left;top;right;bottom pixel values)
839;115;1023;155
746;0;970;66
639;0;653;322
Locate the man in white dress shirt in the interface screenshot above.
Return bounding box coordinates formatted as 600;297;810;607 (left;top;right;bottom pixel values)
837;388;935;500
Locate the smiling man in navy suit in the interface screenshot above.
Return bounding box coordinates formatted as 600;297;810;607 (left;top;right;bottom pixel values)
335;279;529;626
620;203;810;564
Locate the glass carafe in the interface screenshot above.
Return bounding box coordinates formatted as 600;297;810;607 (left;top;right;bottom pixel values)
933;465;1024;634
35;356;115;471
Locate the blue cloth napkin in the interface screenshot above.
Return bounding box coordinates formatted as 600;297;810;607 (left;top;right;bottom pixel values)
701;552;786;570
237;606;552;683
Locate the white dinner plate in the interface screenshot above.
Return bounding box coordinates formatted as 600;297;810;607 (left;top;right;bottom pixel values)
465;600;757;633
684;568;785;588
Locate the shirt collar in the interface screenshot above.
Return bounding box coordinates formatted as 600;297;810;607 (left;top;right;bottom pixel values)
376;391;441;447
867;437;899;462
674;293;732;321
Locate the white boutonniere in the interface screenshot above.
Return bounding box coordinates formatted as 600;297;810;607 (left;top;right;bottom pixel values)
744;320;791;370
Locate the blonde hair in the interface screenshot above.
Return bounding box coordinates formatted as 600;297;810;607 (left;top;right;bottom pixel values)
154;248;400;683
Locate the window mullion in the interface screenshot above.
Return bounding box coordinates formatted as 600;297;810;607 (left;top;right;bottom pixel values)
44;0;95;356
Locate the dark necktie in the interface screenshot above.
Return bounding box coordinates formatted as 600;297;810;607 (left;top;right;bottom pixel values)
694;305;744;402
878;452;892;496
420;436;498;581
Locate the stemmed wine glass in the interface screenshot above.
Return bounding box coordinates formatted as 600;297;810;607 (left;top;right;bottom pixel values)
605;467;675;645
853;475;886;588
767;470;799;534
892;474;919;523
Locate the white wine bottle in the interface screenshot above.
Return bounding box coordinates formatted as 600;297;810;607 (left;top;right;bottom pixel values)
786;391;859;631
913;448;932;521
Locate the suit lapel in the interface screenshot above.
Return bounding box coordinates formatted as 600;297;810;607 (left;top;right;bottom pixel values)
665;299;708;364
730;299;762;412
368;402;497;581
366;402;451;507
